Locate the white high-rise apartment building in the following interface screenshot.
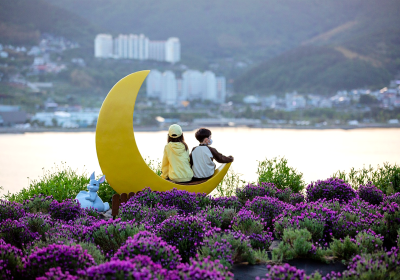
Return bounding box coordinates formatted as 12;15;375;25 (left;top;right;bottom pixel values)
146;70;162;98
128;34;139;59
94;34;179;62
94;34;113;58
145;70;226;104
161;71;177;105
149;41;166;61
138;34;149;60
203;71;217;102
216;77;226;104
182;70;203;100
113;34;129;58
165;37;180;64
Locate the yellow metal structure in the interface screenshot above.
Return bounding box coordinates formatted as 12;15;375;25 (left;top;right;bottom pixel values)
95;70;231;194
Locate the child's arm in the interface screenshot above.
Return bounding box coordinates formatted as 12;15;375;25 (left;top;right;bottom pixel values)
189;147;197;167
207;147;234;163
161;146;169;179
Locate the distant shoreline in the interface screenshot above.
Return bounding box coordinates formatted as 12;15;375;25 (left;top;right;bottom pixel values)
1;124;400;134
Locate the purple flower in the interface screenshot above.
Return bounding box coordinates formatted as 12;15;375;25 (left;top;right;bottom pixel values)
112;231;181;269
24;244;95;278
306;178;356;203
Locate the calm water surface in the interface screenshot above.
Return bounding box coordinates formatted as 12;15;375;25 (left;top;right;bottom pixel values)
0;128;399;195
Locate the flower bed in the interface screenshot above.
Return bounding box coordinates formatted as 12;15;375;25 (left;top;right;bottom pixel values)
2;175;400;279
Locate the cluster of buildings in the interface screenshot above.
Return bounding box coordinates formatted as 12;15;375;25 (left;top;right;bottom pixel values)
94;34;180;63
146;70;226;105
243;80;400;111
243;92;333;110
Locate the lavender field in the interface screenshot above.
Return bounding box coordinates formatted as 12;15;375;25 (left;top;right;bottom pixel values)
1;161;400;280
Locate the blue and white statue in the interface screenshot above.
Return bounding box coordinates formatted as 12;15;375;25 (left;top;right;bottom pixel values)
75;172;110;212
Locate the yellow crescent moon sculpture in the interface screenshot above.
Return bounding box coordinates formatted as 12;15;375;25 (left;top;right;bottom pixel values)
96;70;231;194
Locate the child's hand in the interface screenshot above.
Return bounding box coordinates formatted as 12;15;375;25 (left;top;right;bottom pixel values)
229;156;234;161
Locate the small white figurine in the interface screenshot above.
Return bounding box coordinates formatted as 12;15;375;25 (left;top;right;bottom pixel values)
75;172;110;212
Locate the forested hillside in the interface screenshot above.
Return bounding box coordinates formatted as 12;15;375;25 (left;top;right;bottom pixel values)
0;0;98;46
2;0;399;93
45;0;380;59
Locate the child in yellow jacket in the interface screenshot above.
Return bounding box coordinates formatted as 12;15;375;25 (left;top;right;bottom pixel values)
161;124;194;183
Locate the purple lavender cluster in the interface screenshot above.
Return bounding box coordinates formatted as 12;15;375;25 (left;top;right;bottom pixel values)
245;196;293;229
24;244;96;278
289;193;305;205
358;182;385;205
231;208;265;235
248;231;274;251
0;242;23;278
22;194;55;214
306;178;356;203
3;182;400;279
157;215;209;262
130;187;210;215
384;192;400;204
0;200;25;221
211;196;242;210
48;199;83;221
0;218;40;248
236;182;278;203
82;255;170;280
257;263;309;280
175;257;234;280
112;231;182;269
325;247;400;279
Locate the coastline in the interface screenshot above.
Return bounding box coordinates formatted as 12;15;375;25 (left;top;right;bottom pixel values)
1;124;400;134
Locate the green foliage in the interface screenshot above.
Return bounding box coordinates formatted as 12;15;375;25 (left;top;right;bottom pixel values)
22;195;54;214
223;232;256;265
276;188;292;203
213;169;246;197
204;207;236;230
235;45;393;94
198;234;234;269
330;236;359;261
27;239;105;265
3;163;116;204
330;231;384;262
0;0;98;46
272;228;331;263
257;157;305;193
24;215;52;241
144;157;162;176
78;242;105;265
332;162;400;193
253;249;270;264
91;222;144;255
397;229;400;249
232;218;264;236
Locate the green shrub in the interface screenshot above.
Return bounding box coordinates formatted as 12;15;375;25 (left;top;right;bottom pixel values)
2;163;117;204
253;249;270;264
330;236;359;261
330;230;384;262
204;207;236;230
90;221;143;255
257;157;305;193
144;157;162;176
22;194;54;214
332;162;400;193
212;169;246;197
198;232;234;269
272;228;331;263
223;231;256;264
78;242;106;265
27;239;105;265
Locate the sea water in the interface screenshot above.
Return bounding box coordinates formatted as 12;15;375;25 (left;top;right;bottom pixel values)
0;128;399;194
